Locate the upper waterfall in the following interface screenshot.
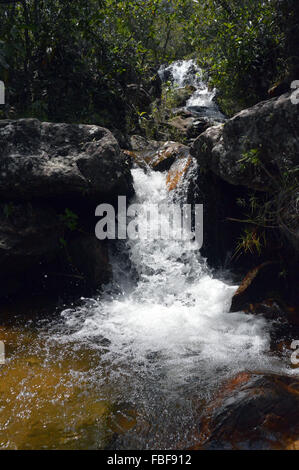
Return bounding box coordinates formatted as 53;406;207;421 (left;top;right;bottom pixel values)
158;59;226;120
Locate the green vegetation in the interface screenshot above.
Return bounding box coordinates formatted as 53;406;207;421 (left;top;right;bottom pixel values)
0;0;194;131
0;0;298;260
60;208;79;232
139;82;192;141
233;163;299;260
1;0;298;128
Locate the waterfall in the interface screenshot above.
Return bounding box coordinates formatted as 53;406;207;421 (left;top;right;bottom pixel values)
44;59;291;449
158;59;226;120
56;168;277;389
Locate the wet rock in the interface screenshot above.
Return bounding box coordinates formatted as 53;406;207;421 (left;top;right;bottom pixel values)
166;156;192;191
152;142;190;172
168;113;223;141
0;202;63;297
125;138;189;173
246;299;285;320
230;262;277;312
129;135;163;153
184;161;247;268
170;85;196;108
124;136;163;169
0;203;112;299
186;117;223;139
68;234;111;290
0;119;133;203
127;135;165;167
191;92;299;191
168;115;195;137
199;373;299;450
230;262;299;323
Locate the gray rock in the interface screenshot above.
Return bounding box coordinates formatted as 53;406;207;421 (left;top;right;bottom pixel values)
0;119;133;299
68;234;112;289
191;92;299;191
129;135;163;152
0;201;112;298
168;114;223;140
0;119;133;203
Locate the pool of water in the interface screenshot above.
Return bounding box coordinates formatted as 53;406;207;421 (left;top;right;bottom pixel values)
0;168;296;450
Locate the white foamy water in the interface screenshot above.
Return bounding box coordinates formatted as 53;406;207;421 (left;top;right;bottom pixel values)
158;59;224;114
56;168;278;388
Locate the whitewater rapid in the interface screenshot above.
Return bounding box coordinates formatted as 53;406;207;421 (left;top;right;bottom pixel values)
49;59;291;402
55;168;279;389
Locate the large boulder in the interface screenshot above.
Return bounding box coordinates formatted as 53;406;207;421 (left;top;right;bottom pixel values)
0;201;112;300
187;92;299;277
0;119;134;300
191;92;299;191
0;119;133;203
182;159;247;269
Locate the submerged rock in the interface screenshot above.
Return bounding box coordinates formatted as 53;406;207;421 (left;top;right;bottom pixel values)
198;373;299;450
166;155;192;191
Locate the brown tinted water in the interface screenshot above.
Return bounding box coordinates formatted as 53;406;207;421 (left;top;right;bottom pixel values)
0;302;140;450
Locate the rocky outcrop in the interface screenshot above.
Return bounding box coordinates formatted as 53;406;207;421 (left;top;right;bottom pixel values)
191;92;299;191
188;92;299;283
0;119;133;203
0;119;134;299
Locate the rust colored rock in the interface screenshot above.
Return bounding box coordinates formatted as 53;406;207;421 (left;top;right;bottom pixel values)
124;140;190;173
152;142;189;172
230;261;276;312
198;373;299;450
166;157;192;192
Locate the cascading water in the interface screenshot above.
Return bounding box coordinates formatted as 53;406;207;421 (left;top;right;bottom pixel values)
158;59;225;119
58;168;272;374
1;60;296;450
41;60;295;449
46;165;288;448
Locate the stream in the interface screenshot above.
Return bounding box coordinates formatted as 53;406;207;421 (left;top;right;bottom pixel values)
0;60;297;450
